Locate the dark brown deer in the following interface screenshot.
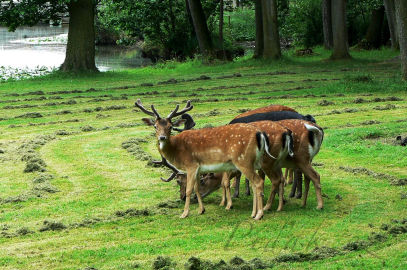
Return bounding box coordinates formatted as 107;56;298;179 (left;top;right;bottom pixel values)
136;99;272;220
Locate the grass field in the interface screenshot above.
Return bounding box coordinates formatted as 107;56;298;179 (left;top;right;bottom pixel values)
0;48;406;269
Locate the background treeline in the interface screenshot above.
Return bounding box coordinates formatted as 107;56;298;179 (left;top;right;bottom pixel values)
97;0;393;59
1;0;406;79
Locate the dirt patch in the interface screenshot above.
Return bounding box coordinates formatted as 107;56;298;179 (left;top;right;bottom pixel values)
157;200;182;209
115;208;152;217
360;120;381;126
374;104;396;111
153;256;176;270
55;110;72;115
15;112;43;119
4;104;39;110
39;220;67;232
184;256;269;270
345;75;373;83
338;166;406;186
55;130;72;136
81;125;96;132
326;108;360;115
318;100;335;106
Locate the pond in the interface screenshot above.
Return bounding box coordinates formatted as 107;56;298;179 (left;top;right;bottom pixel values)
0;25;151;80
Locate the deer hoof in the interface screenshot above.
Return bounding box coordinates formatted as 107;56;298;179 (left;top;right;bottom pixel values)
198;207;205;215
254;212;264;220
226;204;233;210
316;205;323;210
263;204;271;211
180;211;189;218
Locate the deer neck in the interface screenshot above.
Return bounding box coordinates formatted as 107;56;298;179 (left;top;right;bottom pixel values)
157;136;178;163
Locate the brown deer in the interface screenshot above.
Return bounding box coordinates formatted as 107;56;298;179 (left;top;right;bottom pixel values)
277;119;324;209
135;99;272;220
178;119;324;210
220;120;294;212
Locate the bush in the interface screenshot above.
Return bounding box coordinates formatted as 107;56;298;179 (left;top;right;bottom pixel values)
223;8;256;42
280;0;323;48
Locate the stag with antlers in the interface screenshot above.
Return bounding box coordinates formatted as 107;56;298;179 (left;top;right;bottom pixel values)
135;99;272;220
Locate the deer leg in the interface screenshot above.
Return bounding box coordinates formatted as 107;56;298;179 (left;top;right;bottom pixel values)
194;174;205;215
181;168;198;218
239;167;264;220
220;172;227;207
295;170;303;199
245;177;251;196
263;169;281;212
251;182;257;218
288;169;294;184
233;172;241;198
254;174;265;220
224;172;233;210
289;173;297;198
276;170;284;211
302;176;310;208
298;164;323;209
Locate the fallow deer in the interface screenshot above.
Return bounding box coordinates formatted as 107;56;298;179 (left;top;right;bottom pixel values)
177;119;324;210
220;120;294;212
135;99;273;220
230;109;317;198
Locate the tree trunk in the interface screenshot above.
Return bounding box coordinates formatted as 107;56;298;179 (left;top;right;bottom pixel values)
395;0;407;80
219;0;224;47
330;0;351;59
363;6;385;49
261;0;281;60
254;0;264;58
188;0;214;57
322;0;333;49
60;0;97;72
384;0;399;50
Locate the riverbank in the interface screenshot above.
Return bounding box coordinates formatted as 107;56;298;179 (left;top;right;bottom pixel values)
0;48;406;269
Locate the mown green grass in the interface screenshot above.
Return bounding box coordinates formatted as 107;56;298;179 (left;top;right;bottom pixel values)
0;48;406;269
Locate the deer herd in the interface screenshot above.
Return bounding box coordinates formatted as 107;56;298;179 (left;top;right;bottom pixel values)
136;99;324;220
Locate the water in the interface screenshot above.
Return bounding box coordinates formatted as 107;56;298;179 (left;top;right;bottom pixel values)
0;25;150;79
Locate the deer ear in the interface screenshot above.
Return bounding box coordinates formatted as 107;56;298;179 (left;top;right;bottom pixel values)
142;118;155;126
173;119;187;127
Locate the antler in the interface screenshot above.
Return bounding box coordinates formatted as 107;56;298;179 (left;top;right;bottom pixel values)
153;157;184;182
167;100;193;119
173;113;196;132
135;99;161;118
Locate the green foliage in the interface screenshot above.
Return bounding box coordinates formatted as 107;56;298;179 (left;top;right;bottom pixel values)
280;0;323;48
223;8;255;42
347;0;384;46
98;0;221;60
0;0;68;31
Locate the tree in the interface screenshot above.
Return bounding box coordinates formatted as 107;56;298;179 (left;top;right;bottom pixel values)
384;0;399;50
261;0;281;59
322;0;333;49
395;0;407;80
254;0;264;58
61;0;97;72
0;0;97;72
187;0;214;58
362;5;385;49
330;0;351;59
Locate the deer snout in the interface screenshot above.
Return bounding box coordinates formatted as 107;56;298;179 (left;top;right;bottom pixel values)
159;136;167;141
